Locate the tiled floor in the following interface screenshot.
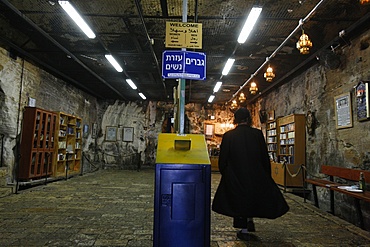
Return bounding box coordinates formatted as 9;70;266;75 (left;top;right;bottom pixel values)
0;169;369;246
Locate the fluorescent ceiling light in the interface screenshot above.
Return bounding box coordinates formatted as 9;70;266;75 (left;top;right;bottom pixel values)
213;81;222;92
126;79;137;90
105;54;123;72
208;95;215;103
237;7;262;44
222;58;235;75
58;1;96;39
138;93;146;100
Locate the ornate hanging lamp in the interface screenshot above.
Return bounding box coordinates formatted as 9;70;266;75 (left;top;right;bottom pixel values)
238;92;246;103
249;82;258;95
230;100;238;110
296;28;313;55
264;65;275;82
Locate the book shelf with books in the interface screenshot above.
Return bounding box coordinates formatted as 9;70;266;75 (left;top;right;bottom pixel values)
266;120;278;163
270;114;306;188
54;112;82;178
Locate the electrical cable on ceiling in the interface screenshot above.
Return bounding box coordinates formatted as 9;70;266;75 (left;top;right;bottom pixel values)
229;0;326;103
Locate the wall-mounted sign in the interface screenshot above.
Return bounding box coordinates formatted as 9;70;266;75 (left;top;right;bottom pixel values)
165;21;202;49
334;92;353;129
28;97;36;107
355;81;370;121
162;50;206;80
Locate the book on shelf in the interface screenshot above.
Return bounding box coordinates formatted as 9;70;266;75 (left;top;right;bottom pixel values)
67;127;74;135
58;141;66;148
59;130;66;137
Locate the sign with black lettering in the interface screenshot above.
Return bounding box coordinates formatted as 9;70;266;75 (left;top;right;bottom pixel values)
165;22;202;49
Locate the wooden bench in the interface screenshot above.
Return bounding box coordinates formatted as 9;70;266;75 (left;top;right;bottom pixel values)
305;165;370;229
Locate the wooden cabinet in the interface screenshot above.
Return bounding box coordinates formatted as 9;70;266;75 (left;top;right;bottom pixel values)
19;107;57;180
210;156;219;172
208;146;220;172
54;112;82;178
269;114;306;188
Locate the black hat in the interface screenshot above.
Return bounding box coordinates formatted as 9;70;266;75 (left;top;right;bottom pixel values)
234;107;251;124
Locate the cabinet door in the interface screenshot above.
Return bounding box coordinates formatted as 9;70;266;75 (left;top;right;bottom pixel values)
154;164;211;247
29;151;43;178
29;152;37;177
43;152;53;175
43;113;55;150
33;110;42;149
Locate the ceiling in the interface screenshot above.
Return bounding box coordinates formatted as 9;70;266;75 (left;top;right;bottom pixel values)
0;0;370;105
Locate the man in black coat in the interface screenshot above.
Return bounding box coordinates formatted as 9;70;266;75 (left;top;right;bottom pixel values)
212;107;289;240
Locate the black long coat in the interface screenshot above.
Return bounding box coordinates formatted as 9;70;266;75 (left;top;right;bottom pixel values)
212;125;289;219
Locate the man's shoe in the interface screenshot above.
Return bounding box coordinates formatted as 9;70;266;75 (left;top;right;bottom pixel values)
237;231;251;241
247;221;255;232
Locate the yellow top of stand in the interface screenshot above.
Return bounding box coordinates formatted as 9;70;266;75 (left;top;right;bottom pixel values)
156;133;210;164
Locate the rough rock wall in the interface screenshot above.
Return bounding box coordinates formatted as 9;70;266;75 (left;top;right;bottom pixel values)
0;47;98;180
251;30;370;229
93;100;163;170
0;45;202;177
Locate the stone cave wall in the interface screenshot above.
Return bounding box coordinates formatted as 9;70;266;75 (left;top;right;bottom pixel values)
93;100;165;170
0;47;99;183
0;47;172;184
249;30;370;229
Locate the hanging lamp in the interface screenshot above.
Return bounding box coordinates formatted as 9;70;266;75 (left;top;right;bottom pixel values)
264;65;275;82
239;92;246;103
296;28;313;54
230;100;238;110
249;82;258;95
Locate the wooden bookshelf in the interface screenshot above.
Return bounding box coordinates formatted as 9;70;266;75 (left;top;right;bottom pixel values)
19;107;57;180
270;114;306;188
53;112;82;178
266;120;278;163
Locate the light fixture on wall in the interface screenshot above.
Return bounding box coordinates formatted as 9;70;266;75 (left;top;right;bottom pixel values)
264;65;275;82
238;92;246;103
360;0;370;5
58;1;96;39
296;26;313;54
220;122;235;129
249;82;258;94
209;111;215;120
105;54;123;72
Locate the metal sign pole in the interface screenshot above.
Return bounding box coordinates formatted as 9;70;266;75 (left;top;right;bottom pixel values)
178;0;187;135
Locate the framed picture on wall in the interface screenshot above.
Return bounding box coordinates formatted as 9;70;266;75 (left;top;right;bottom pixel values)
334;92;353;129
355;81;370;121
268;110;275;121
83;124;89;138
105;126;117;141
122;127;134;142
204;124;215;139
28;97;36;107
92;123;97;138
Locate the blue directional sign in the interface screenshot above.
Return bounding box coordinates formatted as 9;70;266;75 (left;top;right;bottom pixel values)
162;50;206;80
